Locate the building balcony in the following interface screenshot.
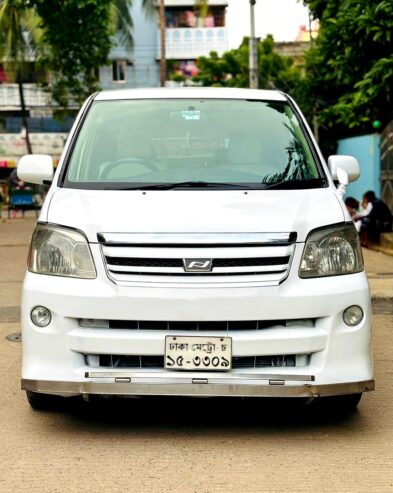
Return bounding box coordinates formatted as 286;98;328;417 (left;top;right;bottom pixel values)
0;83;52;110
0;83;82;111
158;27;228;60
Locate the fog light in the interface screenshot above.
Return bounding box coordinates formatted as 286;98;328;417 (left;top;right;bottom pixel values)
31;306;51;327
343;305;363;326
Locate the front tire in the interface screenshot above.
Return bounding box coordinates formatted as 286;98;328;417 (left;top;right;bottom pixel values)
26;390;65;411
317;392;363;413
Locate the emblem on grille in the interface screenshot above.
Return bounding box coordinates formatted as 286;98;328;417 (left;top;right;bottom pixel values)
183;259;213;272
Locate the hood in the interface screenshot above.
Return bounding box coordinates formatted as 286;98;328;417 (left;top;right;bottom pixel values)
47;188;345;243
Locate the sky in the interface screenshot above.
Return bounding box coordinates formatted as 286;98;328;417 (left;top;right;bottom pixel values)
226;0;311;48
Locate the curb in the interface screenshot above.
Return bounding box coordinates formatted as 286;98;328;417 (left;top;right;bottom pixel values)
369;244;393;257
371;297;393;315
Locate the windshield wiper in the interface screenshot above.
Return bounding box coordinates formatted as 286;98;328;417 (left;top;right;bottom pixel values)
104;178;324;191
261;178;324;190
105;181;255;191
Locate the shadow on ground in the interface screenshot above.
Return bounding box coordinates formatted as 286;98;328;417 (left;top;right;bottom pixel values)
33;395;362;432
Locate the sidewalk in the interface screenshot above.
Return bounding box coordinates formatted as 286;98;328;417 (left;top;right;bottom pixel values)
362;248;393;316
1;216;392;306
0;213;37;246
369;232;393;257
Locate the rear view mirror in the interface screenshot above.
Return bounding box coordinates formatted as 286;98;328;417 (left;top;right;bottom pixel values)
17;155;54;185
328;155;360;184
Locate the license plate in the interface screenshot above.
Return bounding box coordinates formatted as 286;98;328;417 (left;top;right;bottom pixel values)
165;335;232;371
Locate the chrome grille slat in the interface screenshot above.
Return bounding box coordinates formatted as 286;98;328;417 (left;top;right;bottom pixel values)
101;245;294;259
106;264;289;275
106;272;288;283
98;232;296;245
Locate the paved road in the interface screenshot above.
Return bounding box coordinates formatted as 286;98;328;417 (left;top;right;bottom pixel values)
1;217;392;492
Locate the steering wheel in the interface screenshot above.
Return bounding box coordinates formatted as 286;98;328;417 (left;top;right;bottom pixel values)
100;157;158;180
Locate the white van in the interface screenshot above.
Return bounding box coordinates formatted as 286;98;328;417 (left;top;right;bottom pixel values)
18;88;374;411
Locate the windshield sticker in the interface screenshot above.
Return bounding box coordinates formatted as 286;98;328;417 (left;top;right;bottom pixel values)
181;110;201;121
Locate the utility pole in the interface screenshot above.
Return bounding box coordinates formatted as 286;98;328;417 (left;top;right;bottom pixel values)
249;0;258;89
17;70;32;154
159;0;166;87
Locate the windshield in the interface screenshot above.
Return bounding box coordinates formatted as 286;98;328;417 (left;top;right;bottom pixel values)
64;99;322;190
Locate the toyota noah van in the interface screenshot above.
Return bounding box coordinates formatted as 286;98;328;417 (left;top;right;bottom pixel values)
18;88;374;411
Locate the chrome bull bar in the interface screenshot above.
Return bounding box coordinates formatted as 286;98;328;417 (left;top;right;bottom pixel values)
22;372;375;398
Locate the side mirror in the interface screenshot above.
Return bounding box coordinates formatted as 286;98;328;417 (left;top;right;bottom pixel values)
17;155;54;185
328;155;360;184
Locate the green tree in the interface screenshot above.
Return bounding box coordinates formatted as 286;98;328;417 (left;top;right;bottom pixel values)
303;0;393;135
0;0;43;153
0;1;135;107
31;0;114;106
194;35;302;95
112;0;134;51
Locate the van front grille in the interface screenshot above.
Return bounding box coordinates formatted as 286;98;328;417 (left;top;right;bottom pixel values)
98;232;296;286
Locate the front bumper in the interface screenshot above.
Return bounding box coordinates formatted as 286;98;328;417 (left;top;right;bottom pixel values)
22;375;374;398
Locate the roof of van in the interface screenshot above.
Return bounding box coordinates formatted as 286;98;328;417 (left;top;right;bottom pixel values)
94;87;287;102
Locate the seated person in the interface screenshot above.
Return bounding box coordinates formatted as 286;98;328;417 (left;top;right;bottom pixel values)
354;191;393;246
345;196;361;232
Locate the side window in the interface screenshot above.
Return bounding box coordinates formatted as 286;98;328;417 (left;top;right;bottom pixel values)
112;60;127;83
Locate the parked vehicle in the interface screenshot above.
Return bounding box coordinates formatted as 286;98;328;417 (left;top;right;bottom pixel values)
18;88;374;411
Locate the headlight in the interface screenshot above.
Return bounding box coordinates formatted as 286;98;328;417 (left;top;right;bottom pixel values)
28;224;96;278
299;223;363;278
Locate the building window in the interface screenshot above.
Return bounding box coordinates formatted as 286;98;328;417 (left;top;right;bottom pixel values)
112;60;127;82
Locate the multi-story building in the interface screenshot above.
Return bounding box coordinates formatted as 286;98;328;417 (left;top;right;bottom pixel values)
101;0;229;89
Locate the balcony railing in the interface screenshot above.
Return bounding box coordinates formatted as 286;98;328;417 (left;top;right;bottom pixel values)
159;27;228;59
0;83;53;108
0;83;81;109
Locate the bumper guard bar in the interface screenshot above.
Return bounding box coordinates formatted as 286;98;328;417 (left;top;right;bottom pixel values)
22;375;375;398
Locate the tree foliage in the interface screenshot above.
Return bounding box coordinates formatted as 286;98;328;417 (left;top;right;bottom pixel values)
0;0;45;152
194;35;302;95
112;0;134;51
0;0;43;71
30;0;114;106
0;0;134;106
195;2;393;153
303;0;393;132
